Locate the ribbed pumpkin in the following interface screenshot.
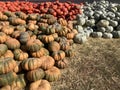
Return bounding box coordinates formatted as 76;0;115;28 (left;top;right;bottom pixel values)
12;74;26;89
48;41;60;52
58;18;67;26
52;50;65;61
3;50;14;58
9;17;26;25
45;66;61;82
4;11;16;17
31;48;49;58
47;17;57;25
0;12;8;21
0;44;8;57
21;58;42;71
0;72;17;86
14;49;28;61
58;27;68;36
44;25;56;35
29;80;51;90
13;61;22;73
55;58;68;69
12;31;22;39
19;32;30;44
27;23;38;31
1;74;26;90
41;35;54;43
26;39;44;52
66;32;75;39
16;25;26;32
1;25;14;35
27;14;38;20
59;41;70;51
0;32;7;43
28;20;37;24
5;38;20;50
40;56;55;70
0;57;16;74
15;12;27;20
65;49;75;57
26;68;45;82
51;33;58;39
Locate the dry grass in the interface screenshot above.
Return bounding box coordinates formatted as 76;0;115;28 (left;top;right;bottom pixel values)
51;38;120;90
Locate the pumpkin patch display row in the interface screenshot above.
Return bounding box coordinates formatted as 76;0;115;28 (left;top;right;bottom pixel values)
0;1;83;20
0;11;76;90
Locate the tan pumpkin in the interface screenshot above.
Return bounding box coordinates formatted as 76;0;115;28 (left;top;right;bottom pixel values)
3;50;14;58
26;39;44;52
31;48;49;58
47;16;57;25
41;35;54;43
66;32;75;39
27;23;38;31
9;17;26;25
48;41;60;52
26;68;45;82
40;56;55;70
55;58;68;69
45;66;61;82
29;80;51;90
0;44;8;57
58;18;67;26
1;25;14;35
15;25;26;32
52;50;65;61
5;38;20;50
51;33;58;39
28;20;37;24
14;49;28;61
12;31;22;39
0;12;8;21
0;32;7;43
13;61;22;73
21;58;42;71
0;57;16;74
15;12;27;20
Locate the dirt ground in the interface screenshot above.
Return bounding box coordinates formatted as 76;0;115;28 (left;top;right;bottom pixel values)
51;38;120;90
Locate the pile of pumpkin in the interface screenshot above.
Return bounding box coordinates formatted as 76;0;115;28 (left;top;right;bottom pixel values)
0;11;78;90
0;1;83;20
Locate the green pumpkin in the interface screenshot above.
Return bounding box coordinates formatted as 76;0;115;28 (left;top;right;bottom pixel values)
45;66;61;82
0;72;17;86
27;14;38;20
112;31;120;38
0;44;8;57
26;68;45;82
90;32;103;38
65;49;75;57
14;49;28;61
5;38;20;50
15;12;27;20
26;39;44;52
19;32;30;44
0;57;17;74
21;58;42;71
13;74;26;89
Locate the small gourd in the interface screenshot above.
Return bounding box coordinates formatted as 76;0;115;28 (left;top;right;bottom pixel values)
103;33;113;39
48;41;60;52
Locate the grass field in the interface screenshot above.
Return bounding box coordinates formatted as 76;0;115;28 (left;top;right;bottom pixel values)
51;38;120;90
